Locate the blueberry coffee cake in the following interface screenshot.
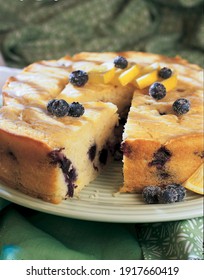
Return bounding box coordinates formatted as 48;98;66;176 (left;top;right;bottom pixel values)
0;51;203;203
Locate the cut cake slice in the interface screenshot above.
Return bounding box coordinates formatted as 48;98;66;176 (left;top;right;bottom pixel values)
0;102;118;203
57;57;134;117
58;79;133;117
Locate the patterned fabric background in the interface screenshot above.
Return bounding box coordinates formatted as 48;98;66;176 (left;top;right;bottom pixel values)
0;0;203;67
0;0;203;260
136;217;203;260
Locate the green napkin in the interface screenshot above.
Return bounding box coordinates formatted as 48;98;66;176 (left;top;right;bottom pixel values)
0;205;143;260
136;217;204;260
0;0;203;67
0;198;10;211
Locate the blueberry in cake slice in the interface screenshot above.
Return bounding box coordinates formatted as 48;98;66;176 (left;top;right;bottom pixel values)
0;101;118;203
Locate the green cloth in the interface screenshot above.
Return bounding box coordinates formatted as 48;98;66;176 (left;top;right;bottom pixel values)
0;0;203;67
0;199;203;260
137;218;204;260
0;201;143;260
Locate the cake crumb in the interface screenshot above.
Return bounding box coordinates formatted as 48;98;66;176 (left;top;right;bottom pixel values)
89;190;99;199
112;191;121;197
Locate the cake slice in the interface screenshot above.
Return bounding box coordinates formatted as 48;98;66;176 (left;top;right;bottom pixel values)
58;57;134;117
121;58;203;193
58;78;133;117
0;101;118;203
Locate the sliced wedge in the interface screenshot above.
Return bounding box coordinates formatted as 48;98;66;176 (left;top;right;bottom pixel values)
88;62;115;84
183;164;204;195
135;70;159;89
118;64;140;86
160;74;178;92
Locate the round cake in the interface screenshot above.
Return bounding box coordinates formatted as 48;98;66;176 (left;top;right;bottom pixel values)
0;51;203;203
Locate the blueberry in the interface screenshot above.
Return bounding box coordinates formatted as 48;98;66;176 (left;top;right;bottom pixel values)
165;184;186;202
142;186;161;204
69;70;88;87
173;98;190;115
47;99;56;114
47;99;69;117
99;148;108;165
149;82;166;100
159;67;172;79
158;187;178;204
68;102;85;117
48;149;77;198
88;144;97;161
114;56;128;69
149;146;172;169
143;183;186;204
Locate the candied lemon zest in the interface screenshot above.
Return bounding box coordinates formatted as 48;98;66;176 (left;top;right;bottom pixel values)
135;70;159;89
160;74;178;92
183;164;204;195
118;64;140;86
103;67;116;83
87;61;177;90
88;62;115;84
110;69;123;85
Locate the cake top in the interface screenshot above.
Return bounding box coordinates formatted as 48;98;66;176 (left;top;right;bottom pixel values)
73;52;202;144
122;54;203;143
0;101;117;147
2;56;72;106
3;51;203;104
2;51;203;146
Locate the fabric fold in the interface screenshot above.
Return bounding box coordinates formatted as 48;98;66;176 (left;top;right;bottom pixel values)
0;205;143;260
0;0;203;67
